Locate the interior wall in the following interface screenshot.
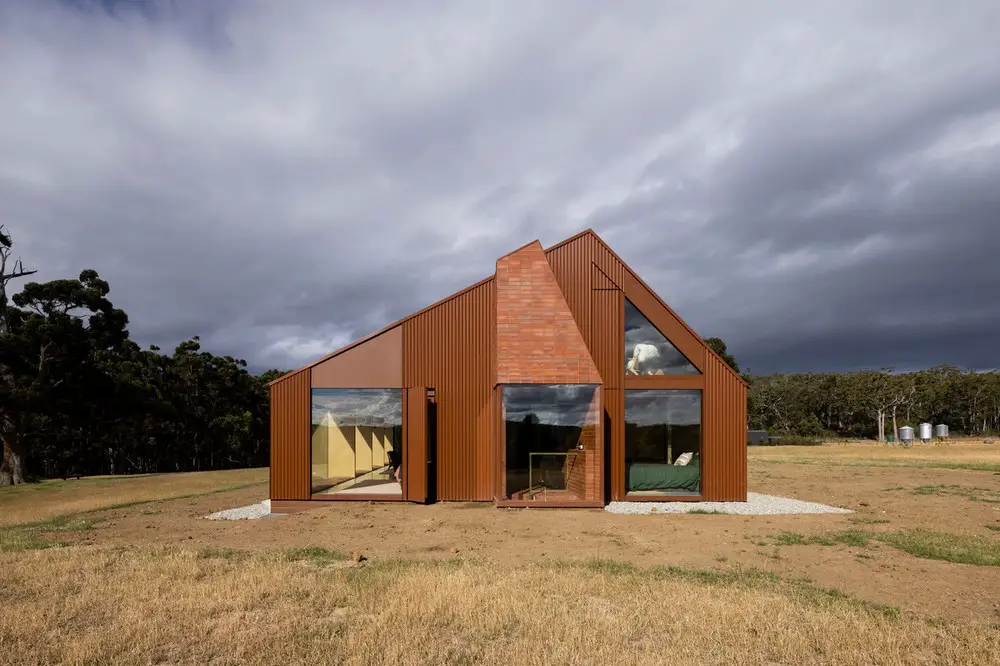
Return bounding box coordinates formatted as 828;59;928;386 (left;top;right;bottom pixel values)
328;421;355;480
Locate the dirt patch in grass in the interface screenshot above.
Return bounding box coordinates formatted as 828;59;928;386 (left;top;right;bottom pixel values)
11;443;1000;625
882;483;1000;503
3;546;997;666
43;460;1000;624
0;514;108;552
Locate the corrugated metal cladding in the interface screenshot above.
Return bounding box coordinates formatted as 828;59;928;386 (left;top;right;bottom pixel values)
404;387;429;503
703;352;748;501
589;275;623;390
269;369;311;500
403;279;495;501
546;231;747;503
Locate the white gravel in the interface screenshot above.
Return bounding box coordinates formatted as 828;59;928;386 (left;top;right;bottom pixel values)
205;499;277;520
605;492;852;515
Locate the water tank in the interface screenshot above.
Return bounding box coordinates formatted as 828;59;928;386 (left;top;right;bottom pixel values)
899;426;915;444
934;424;949;439
919;422;933;442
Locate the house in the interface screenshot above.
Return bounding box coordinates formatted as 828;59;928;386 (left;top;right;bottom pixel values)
269;229;747;510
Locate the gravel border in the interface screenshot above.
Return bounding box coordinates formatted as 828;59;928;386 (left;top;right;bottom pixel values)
205;499;281;520
605;492;852;515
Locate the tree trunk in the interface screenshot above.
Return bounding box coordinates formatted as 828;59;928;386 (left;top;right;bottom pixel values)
876;409;886;443
0;436;26;485
892;406;898;444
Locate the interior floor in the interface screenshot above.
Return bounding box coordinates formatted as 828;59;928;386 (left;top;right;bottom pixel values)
313;466;401;496
509;487;587;502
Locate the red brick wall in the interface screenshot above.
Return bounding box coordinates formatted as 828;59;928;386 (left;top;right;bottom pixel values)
564;389;601;500
496;242;602;385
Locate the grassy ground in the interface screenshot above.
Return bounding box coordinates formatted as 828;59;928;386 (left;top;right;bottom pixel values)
0;467;268;526
1;447;999;665
3;548;997;666
748;437;1000;472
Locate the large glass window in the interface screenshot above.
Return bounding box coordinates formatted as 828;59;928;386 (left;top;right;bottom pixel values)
625;390;701;496
503;384;600;502
625;299;699;375
311;389;403;496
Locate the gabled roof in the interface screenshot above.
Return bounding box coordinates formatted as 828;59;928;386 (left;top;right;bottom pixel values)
269;229;746;387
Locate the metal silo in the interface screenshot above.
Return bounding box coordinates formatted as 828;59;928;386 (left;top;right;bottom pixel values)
899;426;914;446
934;424;949;439
919;422;933;442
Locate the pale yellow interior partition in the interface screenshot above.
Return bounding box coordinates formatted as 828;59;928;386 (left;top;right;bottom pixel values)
310;419;329;481
382;430;393;461
372;427;387;467
355;426;373;475
327;416;356;480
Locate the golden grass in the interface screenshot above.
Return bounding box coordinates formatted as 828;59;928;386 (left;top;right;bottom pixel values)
749;438;1000;471
1;547;997;666
0;468;268;526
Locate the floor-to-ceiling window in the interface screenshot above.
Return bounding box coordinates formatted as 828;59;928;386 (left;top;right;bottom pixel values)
624;389;701;496
311;388;403;496
502;384;600;503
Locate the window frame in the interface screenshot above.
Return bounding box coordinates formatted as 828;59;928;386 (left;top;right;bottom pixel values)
624;299;701;377
620;388;704;501
496;383;605;508
308;387;407;502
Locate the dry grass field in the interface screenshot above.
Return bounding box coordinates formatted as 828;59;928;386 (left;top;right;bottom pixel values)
0;467;268;527
1;442;999;665
749;437;1000;471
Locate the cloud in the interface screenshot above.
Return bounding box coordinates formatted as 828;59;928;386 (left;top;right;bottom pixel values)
4;0;1000;373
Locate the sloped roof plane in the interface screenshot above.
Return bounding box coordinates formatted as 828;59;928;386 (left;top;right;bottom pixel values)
269;229;745;387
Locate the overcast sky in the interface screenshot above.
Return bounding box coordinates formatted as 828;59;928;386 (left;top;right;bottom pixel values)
5;1;1000;374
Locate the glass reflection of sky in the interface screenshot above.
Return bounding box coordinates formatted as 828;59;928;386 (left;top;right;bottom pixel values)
625;389;701;426
624;300;699;375
503;384;598;426
311;389;403;426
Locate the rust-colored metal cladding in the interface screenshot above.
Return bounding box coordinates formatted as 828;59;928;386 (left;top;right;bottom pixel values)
268;228;747;507
311;326;402;388
269;369;311;500
543;230;747;504
589;269;623;389
405;386;429;503
403;279;495;501
702;352;748;501
545;231;596;348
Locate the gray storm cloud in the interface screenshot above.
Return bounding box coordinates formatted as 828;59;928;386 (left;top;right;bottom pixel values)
4;1;999;373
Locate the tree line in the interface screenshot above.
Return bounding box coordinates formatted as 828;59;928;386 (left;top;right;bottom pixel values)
708;339;1000;441
2;230;994;484
0;228;284;484
747;368;1000;441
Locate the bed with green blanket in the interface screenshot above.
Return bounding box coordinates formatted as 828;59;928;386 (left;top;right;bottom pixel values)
627;460;701;493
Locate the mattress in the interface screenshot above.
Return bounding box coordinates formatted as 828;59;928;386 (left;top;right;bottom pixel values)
627;462;701;492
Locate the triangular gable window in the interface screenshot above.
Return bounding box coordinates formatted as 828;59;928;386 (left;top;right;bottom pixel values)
624;299;700;375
